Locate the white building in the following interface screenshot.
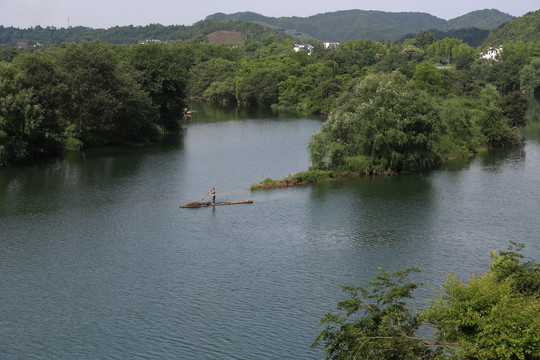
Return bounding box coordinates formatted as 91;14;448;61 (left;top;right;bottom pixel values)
480;45;503;60
294;42;313;55
323;42;339;50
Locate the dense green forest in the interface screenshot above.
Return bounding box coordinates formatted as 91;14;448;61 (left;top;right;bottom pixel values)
1;12;540;168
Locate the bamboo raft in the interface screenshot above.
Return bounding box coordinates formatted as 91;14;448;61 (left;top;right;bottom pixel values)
180;200;253;208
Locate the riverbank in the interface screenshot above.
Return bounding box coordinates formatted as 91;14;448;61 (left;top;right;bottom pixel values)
250;169;362;190
249;147;491;191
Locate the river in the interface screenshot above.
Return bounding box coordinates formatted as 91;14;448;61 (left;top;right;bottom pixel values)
1;99;539;359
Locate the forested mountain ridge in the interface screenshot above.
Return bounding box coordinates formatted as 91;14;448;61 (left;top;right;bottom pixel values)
446;9;513;30
207;9;513;42
482;9;540;47
0;9;514;48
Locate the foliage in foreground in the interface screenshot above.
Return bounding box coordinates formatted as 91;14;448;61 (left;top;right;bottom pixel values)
313;242;540;359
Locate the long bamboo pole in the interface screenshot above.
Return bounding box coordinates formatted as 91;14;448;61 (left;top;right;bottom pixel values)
200;185;216;202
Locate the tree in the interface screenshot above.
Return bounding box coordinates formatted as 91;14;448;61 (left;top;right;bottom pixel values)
128;43;187;130
308;72;440;174
434;97;485;158
497;92;528;127
519;58;540;94
57;41;158;146
414;31;437;50
312;268;446;359
452;43;476;70
478;106;521;148
426;242;540;360
236;68;287;106
188;58;236;100
15;52;70;157
425;38;462;65
190;34;209;43
314;243;540;360
0;62;43;165
413;62;449;96
203;78;236;104
486;41;529;94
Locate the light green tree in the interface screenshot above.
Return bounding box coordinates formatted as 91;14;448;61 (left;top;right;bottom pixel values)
413;62;449;96
308;71;440;174
425;242;540;360
313;267;455;359
520;58;540;94
314;242;540;360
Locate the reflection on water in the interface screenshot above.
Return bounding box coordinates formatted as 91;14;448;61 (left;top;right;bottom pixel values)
187;100;322;123
523;94;540;143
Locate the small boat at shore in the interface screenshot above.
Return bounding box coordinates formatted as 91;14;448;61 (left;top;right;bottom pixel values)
180;200;253;208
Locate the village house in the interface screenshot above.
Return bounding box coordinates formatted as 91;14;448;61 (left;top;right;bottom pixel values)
323;41;340;50
293;42;313;55
138;39;173;45
480;45;503;60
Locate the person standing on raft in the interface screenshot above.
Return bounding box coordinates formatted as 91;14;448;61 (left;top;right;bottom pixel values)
210;187;216;204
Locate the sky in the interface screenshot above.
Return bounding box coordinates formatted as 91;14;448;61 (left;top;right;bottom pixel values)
1;0;539;29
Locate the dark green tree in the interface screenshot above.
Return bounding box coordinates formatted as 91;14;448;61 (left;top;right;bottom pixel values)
519;58;540;94
477;86;521;148
188;58;236;100
0;62;43;165
57;41;157;146
452;43;477;70
497;92;528;127
15;52;70;157
128;43;187;130
236;68;287;106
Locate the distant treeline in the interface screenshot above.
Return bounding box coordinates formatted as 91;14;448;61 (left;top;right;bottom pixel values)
398;27;493;48
1;25;540;169
0;19;288;48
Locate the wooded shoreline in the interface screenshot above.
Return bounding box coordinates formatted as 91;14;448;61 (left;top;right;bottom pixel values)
1;11;539;167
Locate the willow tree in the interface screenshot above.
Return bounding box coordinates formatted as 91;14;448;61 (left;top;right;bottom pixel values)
308;71;440;175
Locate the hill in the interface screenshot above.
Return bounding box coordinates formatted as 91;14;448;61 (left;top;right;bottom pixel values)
482;9;540;47
207;9;513;42
447;9;513;30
